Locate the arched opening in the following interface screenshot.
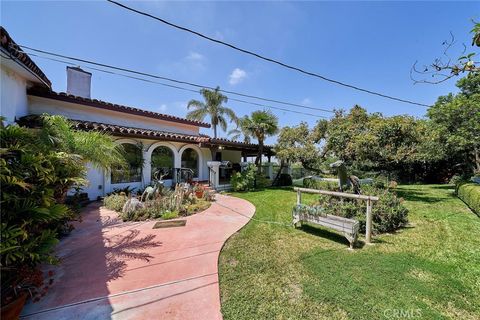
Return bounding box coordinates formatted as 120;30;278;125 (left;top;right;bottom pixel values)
151;146;174;180
111;143;143;184
181;148;199;178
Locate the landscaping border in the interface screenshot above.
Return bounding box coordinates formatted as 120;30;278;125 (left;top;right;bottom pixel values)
456;182;480;216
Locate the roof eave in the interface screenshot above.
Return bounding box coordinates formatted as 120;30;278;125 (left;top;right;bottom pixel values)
27;88;211;128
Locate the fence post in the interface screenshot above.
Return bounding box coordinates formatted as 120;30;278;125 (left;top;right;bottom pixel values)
296;190;302;205
365;198;372;244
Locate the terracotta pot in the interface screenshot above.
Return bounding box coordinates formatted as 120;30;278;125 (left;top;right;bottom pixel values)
195;191;204;198
1;293;28;320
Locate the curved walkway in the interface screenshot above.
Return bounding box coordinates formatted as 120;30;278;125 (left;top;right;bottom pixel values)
21;194;255;320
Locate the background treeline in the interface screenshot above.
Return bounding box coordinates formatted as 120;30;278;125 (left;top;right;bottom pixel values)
275;73;479;183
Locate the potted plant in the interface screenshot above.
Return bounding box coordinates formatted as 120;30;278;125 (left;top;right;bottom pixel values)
1;267;54;320
193;183;205;199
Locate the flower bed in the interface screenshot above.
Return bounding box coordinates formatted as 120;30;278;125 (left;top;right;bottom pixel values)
103;183;214;221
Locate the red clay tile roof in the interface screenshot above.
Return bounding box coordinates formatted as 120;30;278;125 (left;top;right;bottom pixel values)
71;119;211;143
17;115;270;153
27;88;211;128
0;27;51;88
71;119;272;152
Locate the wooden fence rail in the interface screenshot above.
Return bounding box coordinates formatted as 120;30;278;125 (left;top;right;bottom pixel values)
293;187;379;244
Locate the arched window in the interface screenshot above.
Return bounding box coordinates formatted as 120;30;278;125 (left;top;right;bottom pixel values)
151;146;174;180
111;143;142;183
181;148;199;178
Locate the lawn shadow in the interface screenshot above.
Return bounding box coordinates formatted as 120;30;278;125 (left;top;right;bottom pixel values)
298;224;365;248
396;190;447;203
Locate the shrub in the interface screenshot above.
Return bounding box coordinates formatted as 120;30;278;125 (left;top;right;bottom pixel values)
277;173;293;186
456;182;480;215
162;211;179;220
186;199;211;215
303;178;338;191
103;194;128;212
388;180;398;189
108;186;136;196
310;186;408;234
0;115;124;305
255;174;270;189
231;164;256;191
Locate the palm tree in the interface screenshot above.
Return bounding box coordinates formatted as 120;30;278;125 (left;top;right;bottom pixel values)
186;87;237;138
238;110;279;173
227;127;251;144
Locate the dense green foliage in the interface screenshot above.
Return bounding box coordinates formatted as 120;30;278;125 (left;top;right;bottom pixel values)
219;186;480;319
428;74;480;174
275;74;479;182
230;163;256;191
313;186;408;233
301;179;408;233
0;115;124;303
103;194;128;212
303;178;338;190
456;182;480;215
276;173;293;186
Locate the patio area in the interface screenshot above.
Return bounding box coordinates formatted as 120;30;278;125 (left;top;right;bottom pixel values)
21;194;255;320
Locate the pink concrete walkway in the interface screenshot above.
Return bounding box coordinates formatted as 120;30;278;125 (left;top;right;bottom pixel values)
21;194;255;320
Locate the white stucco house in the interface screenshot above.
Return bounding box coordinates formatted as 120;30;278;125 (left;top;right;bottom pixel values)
1;27;273;200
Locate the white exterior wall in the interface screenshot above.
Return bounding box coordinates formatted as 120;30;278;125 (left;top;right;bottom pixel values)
82;138;244;200
28;96;200;135
82;138;217;200
1;66;29;125
219;150;242;163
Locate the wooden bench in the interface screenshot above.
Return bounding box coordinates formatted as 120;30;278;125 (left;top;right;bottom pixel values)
292;204;359;249
293;187;379;249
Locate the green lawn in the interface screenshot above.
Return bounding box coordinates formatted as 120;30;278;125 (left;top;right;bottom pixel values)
219;185;480;319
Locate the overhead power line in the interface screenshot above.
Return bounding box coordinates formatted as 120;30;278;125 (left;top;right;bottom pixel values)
20;45;335;115
106;0;430;108
24;50;330;119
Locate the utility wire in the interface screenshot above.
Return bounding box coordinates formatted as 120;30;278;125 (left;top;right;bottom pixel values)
106;0;431;108
20;45;335;114
25;51;329;119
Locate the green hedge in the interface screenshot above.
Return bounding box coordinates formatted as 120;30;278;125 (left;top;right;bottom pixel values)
456;182;480;215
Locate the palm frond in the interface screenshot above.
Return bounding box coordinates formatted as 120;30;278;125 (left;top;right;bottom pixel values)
187;100;205;110
186;108;209;121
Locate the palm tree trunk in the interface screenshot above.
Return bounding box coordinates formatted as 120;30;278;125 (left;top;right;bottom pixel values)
213;125;217;139
256;140;264;174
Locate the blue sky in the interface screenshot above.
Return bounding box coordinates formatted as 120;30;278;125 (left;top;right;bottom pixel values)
2;1;479;143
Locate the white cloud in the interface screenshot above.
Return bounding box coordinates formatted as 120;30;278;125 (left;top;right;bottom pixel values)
301;98;312;106
186;51;204;62
158;104;168;112
229;68;247;85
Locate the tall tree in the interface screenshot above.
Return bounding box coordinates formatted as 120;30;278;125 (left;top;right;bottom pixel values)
186;87;237;138
238;110;279;173
274;121;327;173
427;73;480;174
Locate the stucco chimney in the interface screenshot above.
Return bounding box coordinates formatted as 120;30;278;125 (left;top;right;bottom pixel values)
66;66;91;98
